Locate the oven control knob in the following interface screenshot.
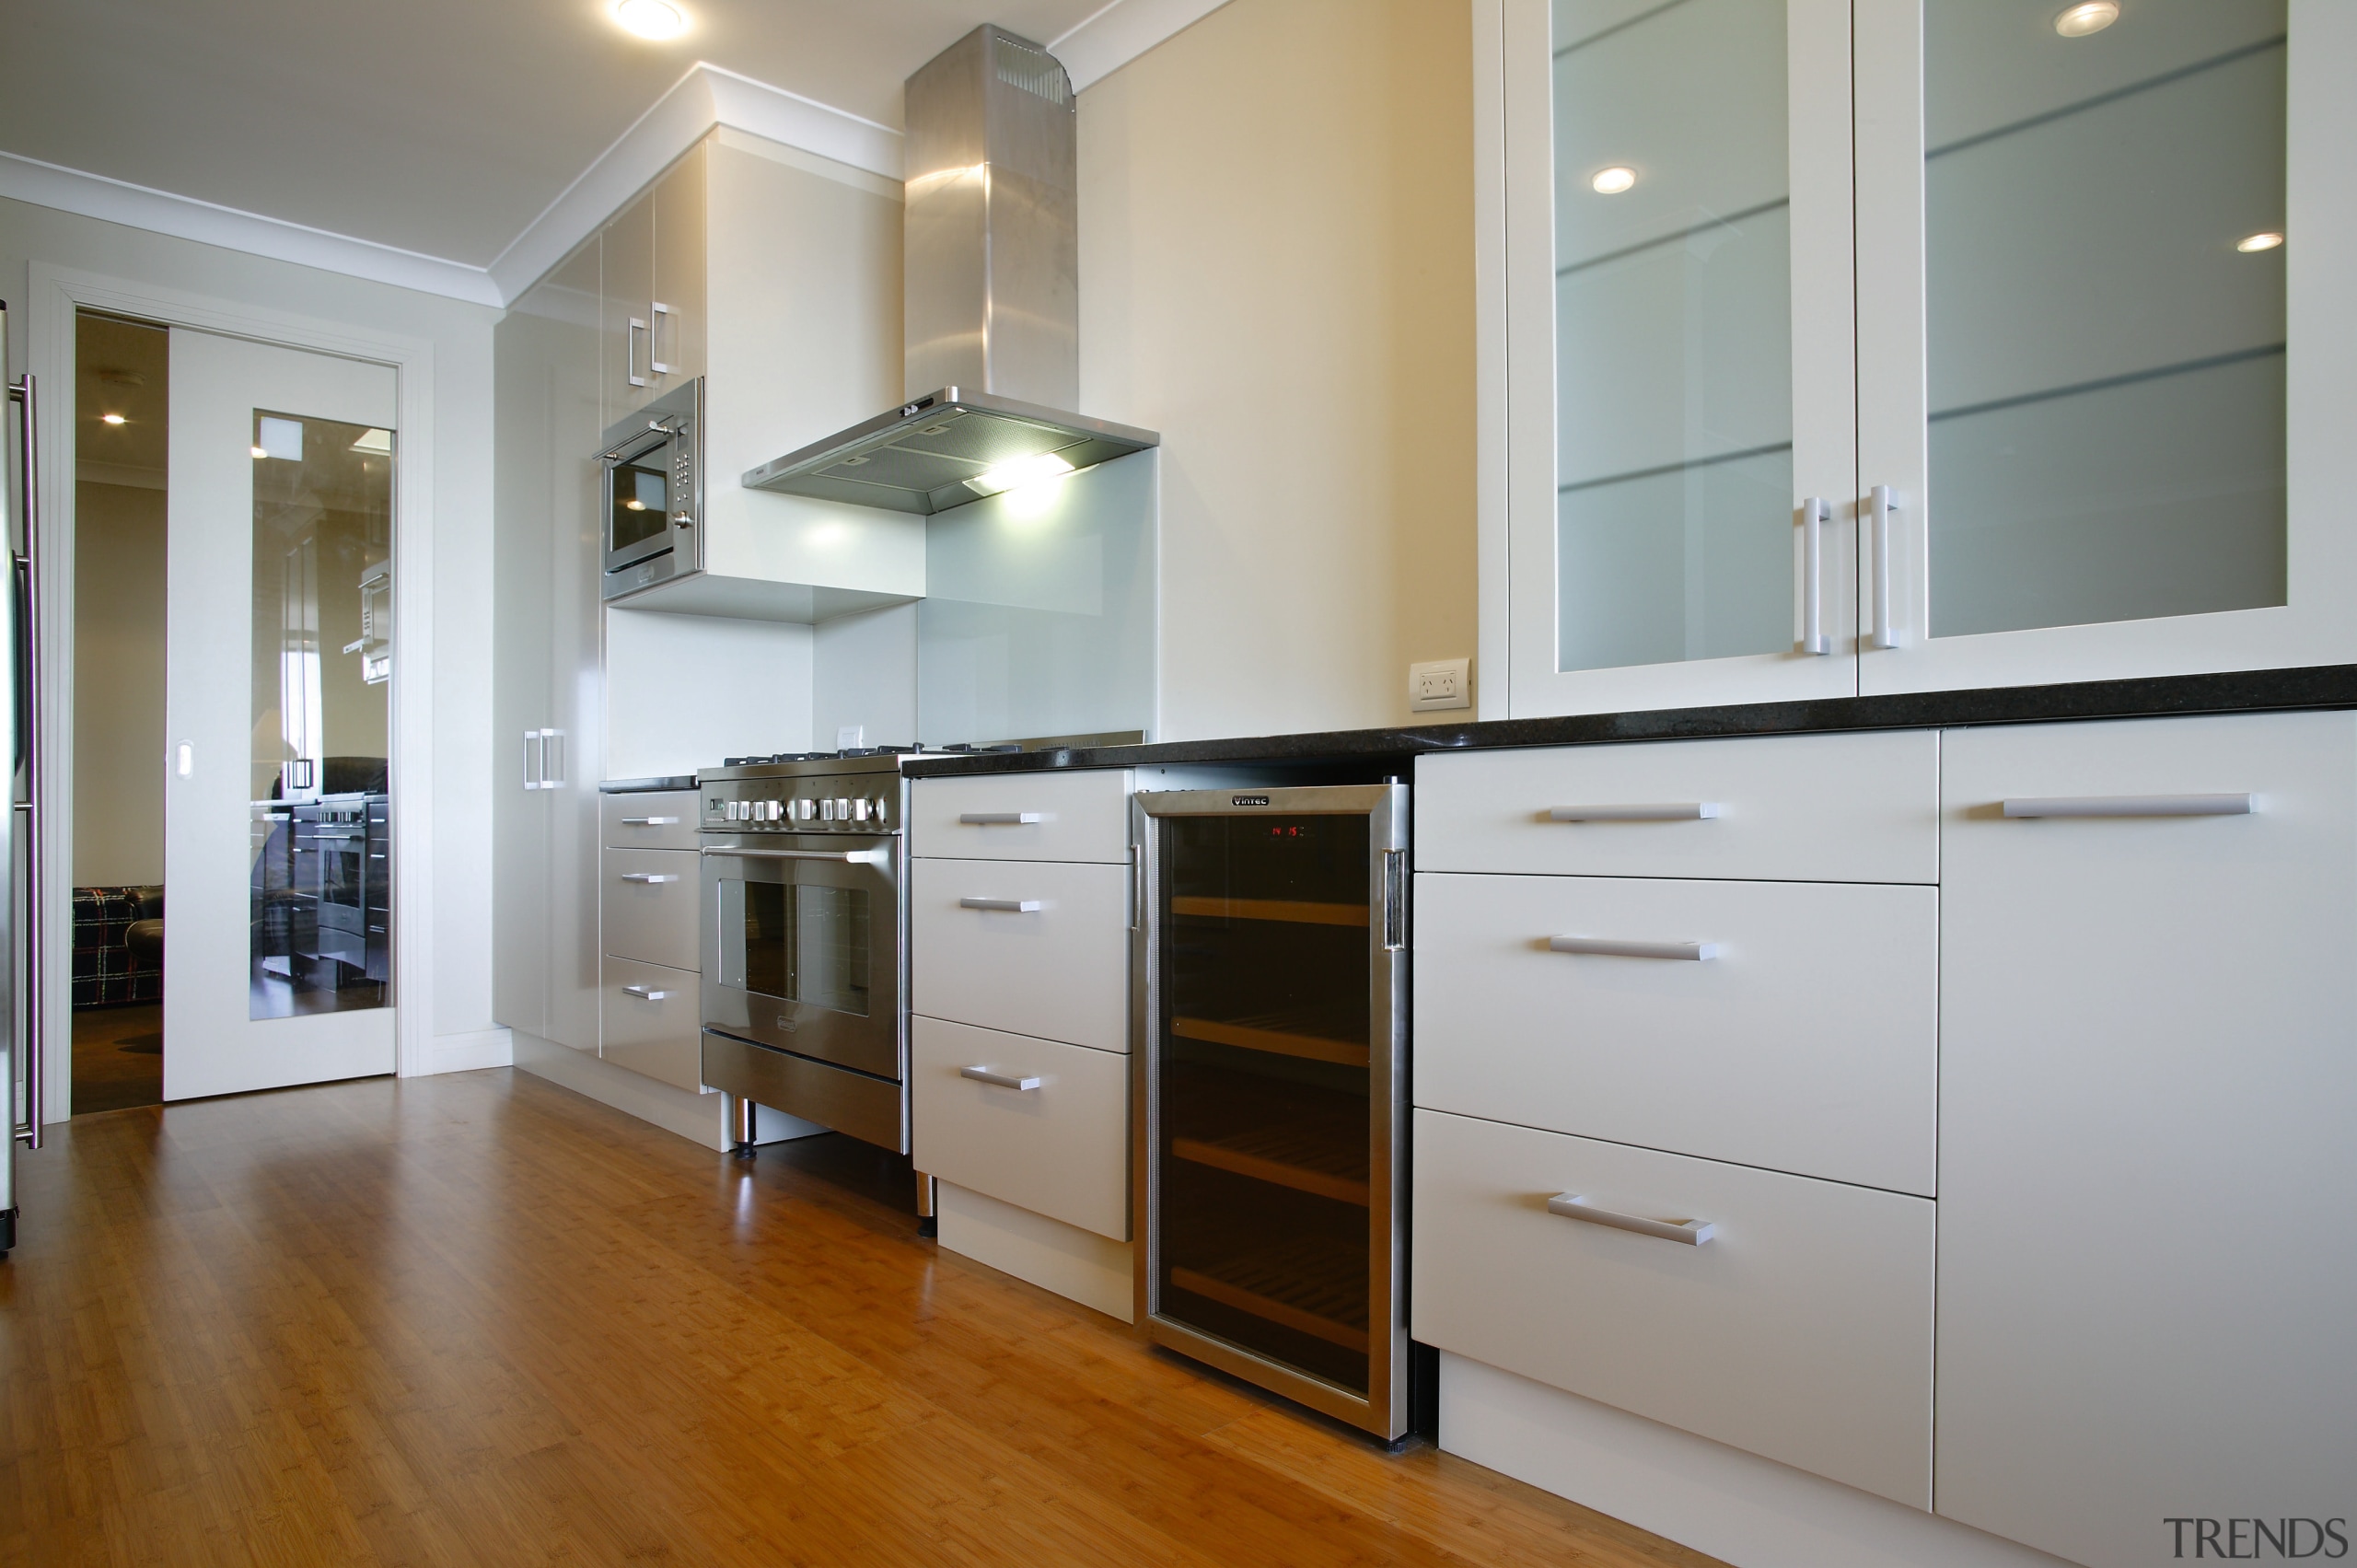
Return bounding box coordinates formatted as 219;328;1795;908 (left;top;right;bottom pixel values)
795;799;816;821
819;799;834;821
833;797;852;821
852;799;870;822
722;801;740;821
763;800;784;821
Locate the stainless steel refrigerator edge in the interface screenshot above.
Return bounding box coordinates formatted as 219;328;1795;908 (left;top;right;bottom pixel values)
5;302;41;1257
1130;784;1410;1440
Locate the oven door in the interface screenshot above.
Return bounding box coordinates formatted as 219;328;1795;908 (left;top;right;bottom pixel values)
602;424;687;575
700;835;902;1081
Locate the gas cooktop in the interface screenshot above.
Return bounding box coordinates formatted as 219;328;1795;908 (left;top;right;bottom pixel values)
715;743;1021;768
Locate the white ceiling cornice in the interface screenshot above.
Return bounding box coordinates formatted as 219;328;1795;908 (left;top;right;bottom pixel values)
1;0;1232;311
0;146;505;307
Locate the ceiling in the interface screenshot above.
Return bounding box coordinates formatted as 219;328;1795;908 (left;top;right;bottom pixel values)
0;0;1117;272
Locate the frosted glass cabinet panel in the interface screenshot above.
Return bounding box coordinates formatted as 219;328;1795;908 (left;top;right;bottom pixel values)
1497;0;2357;715
1504;0;1860;715
1854;0;2357;694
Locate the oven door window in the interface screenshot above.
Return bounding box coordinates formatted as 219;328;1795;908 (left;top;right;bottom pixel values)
609;454;670;554
720;877;871;1017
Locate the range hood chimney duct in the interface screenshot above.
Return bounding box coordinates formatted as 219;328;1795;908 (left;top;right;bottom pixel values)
903;25;1077;407
740;24;1155;515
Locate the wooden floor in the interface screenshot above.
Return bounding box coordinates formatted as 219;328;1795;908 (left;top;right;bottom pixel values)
0;1068;1724;1567
70;1003;164;1115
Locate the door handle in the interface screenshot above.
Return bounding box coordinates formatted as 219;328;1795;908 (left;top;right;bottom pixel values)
626;317;649;389
621;984;669;1001
1548;1193;1715;1246
700;845;890;865
1548;803;1721;821
1795;496;1829;655
959;897;1042;912
959;812;1042;825
1549;935;1720;961
649;301;673;376
1867;484;1898;649
959;1065;1042;1091
618;873;679;884
2001;793;2255;819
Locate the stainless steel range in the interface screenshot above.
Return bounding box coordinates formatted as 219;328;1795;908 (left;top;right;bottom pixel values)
696;749;979;1155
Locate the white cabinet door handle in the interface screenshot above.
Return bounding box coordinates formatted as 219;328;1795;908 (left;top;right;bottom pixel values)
1795;496;1830;656
1548;1193;1715;1245
1549;802;1722;821
1867;483;1898;649
960;897;1042;912
618;873;679;884
960;1065;1042;1091
1549;935;1720;961
2001;793;2255;819
621;816;680;826
959;811;1043;825
621;984;669;1001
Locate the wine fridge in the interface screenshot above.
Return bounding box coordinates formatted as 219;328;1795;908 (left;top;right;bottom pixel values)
1131;784;1409;1440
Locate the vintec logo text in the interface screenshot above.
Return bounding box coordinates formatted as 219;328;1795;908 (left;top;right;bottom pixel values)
2165;1518;2349;1559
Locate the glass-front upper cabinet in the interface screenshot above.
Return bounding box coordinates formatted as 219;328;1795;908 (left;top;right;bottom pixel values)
1495;0;2356;714
1502;0;1859;714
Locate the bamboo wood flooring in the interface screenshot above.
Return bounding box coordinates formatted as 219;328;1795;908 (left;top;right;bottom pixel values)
0;1068;1724;1567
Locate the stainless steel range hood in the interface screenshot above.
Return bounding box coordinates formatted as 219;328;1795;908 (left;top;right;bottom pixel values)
743;24;1157;514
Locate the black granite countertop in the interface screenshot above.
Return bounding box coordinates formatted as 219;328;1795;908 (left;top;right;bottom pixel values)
900;664;2357;778
598;774;699;794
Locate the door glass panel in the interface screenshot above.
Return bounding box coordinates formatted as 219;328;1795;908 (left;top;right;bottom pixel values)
250;410;392;1019
740;880;870;1016
1551;0;1794;672
1924;3;2286;637
1155;813;1372;1395
610;454;669;553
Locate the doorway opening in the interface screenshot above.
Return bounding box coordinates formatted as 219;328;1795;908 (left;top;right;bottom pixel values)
71;311;168;1113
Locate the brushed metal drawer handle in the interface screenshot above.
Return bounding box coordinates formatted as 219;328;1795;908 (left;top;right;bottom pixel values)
1549;1192;1715;1245
960;811;1043;825
618;873;680;884
621;984;669;1001
1549;935;1720;961
2001;793;2254;819
1548;802;1722;821
959;897;1043;912
621;815;680;826
960;1065;1042;1091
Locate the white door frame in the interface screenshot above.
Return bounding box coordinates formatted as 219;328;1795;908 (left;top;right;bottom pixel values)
25;261;439;1122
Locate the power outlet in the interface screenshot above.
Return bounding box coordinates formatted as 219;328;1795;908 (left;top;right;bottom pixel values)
1409;656;1471;713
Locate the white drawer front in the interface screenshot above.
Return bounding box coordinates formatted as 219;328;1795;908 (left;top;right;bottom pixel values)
603;847;701;971
1415;731;1938;883
1414;872;1936;1195
1412;1109;1933;1509
600;957;705;1094
912;1017;1129;1240
909;770;1132;863
911;858;1129;1051
600;789;700;851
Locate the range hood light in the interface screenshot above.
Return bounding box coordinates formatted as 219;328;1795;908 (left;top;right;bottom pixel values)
966;452;1074;497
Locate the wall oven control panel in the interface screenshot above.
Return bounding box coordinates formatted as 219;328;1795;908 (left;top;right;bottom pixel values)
699;754;912;834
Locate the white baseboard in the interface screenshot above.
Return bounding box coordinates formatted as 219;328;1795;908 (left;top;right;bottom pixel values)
426;1027;514;1074
936;1181;1134;1321
1437;1353;2076;1568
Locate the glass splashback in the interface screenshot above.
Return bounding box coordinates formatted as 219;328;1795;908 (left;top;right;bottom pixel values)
1550;0;1794;672
1923;2;2287;637
250;410;392;1019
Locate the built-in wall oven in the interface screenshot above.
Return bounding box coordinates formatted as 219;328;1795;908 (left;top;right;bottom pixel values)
698;755;909;1153
599;377;702;601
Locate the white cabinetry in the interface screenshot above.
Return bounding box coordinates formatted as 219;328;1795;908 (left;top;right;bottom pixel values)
1490;0;2357;714
493;238;605;1052
1936;712;2357;1567
910;770;1135;1302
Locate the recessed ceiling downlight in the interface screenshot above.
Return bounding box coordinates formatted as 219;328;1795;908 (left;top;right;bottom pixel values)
2054;2;2119;38
1592;166;1638;195
613;0;688;41
2237;231;2284;253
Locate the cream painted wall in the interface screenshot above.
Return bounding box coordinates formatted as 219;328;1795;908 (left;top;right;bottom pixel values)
0;194;504;1051
70;480;167;886
1078;0;1479;740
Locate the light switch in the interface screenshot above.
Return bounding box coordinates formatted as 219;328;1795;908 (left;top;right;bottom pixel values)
1409;657;1471;712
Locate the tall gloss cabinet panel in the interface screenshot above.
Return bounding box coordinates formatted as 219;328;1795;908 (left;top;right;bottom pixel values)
1937;712;2357;1566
